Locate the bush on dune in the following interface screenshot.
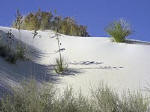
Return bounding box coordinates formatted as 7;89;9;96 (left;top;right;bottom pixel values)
23;13;40;30
12;9;90;37
39;11;53;30
105;19;132;43
0;80;149;112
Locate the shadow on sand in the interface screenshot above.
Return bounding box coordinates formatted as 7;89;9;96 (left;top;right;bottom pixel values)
0;30;82;97
126;39;150;45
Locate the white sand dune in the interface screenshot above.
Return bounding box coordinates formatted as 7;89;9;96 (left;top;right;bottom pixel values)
0;26;150;96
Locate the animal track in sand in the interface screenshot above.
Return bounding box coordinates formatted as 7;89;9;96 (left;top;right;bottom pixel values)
70;60;124;70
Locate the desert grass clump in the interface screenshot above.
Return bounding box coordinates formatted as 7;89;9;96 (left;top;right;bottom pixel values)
91;83;150;112
52;87;93;112
91;84;121;112
120;92;150;112
105;19;132;42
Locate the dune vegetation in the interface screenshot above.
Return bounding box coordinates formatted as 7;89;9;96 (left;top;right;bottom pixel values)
0;7;149;112
105;19;132;42
12;9;89;37
0;79;149;112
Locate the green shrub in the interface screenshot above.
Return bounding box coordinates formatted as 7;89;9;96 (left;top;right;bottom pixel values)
57;17;89;37
105;19;132;42
23;13;40;30
0;80;149;112
39;11;53;30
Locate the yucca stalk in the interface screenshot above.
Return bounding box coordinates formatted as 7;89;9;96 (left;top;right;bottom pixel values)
54;26;68;74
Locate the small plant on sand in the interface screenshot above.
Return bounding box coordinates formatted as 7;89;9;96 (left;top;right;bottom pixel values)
105;19;132;42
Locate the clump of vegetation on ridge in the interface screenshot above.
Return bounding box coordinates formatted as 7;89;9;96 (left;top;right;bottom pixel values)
12;9;90;37
105;19;132;42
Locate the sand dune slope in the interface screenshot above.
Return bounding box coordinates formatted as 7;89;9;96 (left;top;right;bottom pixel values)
0;26;150;96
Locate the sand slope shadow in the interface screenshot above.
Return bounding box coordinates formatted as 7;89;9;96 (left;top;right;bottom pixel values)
126;39;150;45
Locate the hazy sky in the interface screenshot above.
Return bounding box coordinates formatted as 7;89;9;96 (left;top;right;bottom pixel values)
0;0;150;41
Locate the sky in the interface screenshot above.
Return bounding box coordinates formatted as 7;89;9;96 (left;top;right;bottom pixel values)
0;0;150;41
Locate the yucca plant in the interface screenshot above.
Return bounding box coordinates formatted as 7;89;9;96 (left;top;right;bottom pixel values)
105;19;132;42
54;58;68;74
54;28;68;74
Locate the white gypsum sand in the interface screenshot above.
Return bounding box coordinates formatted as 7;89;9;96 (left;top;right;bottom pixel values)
0;26;150;96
